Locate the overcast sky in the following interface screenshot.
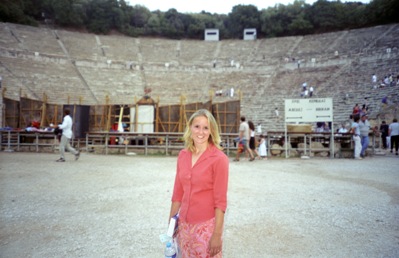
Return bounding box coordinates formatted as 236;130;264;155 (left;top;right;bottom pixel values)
126;0;371;14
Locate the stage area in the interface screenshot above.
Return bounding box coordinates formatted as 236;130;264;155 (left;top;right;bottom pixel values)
0;152;398;257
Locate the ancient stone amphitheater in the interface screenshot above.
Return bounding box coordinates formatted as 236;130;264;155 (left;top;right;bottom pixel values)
0;22;398;131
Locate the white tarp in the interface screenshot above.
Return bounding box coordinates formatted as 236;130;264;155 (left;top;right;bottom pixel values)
130;105;154;133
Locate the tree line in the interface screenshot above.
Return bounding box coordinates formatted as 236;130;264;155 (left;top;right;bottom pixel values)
1;0;398;39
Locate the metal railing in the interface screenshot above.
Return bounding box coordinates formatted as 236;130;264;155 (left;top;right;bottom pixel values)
0;130;378;158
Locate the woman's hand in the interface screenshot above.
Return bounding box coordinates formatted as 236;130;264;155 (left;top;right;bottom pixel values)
208;232;222;257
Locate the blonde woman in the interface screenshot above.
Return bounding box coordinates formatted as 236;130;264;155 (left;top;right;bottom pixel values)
169;109;229;257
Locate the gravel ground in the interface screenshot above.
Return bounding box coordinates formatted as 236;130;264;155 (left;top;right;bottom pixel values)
0;151;398;258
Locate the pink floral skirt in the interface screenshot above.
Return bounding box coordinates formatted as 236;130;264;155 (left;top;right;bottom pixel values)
177;217;223;258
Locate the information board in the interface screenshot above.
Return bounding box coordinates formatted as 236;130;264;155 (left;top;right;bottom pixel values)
285;98;333;123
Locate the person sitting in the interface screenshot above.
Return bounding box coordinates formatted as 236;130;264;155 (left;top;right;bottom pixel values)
352;104;360;115
338;124;348;134
384;76;390;86
382;96;388;106
323;122;331;132
315;122;324;133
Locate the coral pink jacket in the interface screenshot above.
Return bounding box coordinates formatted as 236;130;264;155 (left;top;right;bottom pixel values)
172;144;229;224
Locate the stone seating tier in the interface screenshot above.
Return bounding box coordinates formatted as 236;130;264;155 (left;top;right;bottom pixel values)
295;31;344;56
139;38;179;63
0;22;398;132
97;35;140;62
178;40;218;65
77;66;144;105
0;55;96;105
1;23;64;56
57;30;103;60
0;23;19;50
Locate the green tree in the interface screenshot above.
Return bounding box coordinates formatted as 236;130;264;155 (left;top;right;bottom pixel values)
23;0;44;20
288;15;313;35
160;8;185;39
145;12;162;35
260;5;286;37
308;0;346;32
128;4;151;28
365;0;399;25
185;12;216;39
0;0;38;25
41;0;85;27
85;0;123;34
341;2;368;28
226;5;260;38
0;0;395;40
285;1;313;35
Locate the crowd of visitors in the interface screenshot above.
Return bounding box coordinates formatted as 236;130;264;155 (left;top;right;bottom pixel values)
372;72;399;89
344;94;398;159
300;82;315;98
234;116;267;162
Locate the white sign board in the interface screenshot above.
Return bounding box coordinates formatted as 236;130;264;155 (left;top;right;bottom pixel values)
285;98;333;123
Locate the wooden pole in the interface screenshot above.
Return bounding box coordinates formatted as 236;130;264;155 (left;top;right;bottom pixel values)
155;97;159;132
40;93;47;127
107;105;112;132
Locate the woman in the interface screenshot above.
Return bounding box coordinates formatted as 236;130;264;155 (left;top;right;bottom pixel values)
350;115;362;160
169;109;229;257
352;103;360;115
248;121;261;159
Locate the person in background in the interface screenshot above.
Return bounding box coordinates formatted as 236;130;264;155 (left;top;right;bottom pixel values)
275;107;279;117
382;96;388;106
388;118;399;155
372;74;377;87
363;98;369;111
352;104;360;116
303;88;308;98
350;115;362;160
169;109;229;257
53;109;80;162
359;105;368;117
323;122;331;132
315;122;325;133
338;124;348;134
380;121;389;149
258;134;268;160
248;121;261;159
256;123;262;135
234;116;255;161
359;114;371;158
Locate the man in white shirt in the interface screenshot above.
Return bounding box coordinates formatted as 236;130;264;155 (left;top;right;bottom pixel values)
338;124;348;134
372;74;377;85
234;116;254;161
54;109;80;162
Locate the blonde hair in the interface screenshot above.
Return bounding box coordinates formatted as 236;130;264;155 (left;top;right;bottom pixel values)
183;109;222;152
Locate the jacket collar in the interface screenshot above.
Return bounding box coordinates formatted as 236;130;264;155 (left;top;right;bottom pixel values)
184;144;219;166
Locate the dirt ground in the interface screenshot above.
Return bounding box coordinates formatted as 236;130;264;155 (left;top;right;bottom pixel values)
0;151;398;258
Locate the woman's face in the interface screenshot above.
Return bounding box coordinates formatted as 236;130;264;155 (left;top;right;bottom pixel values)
190;115;210;147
